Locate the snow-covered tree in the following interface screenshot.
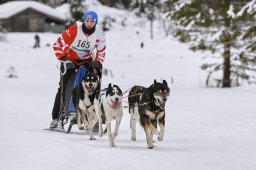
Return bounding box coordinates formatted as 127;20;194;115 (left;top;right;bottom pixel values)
236;0;256;85
168;0;256;87
66;0;84;26
131;0;163;39
144;0;162;39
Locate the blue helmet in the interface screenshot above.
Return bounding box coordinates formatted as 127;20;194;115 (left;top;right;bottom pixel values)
83;11;98;23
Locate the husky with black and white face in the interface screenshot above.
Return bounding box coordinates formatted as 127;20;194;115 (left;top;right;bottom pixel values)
72;71;99;140
128;79;170;149
94;83;123;147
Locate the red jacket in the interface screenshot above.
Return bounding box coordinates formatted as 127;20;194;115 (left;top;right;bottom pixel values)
53;22;106;65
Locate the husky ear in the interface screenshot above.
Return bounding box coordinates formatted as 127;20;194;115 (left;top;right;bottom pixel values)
86;67;92;73
163;80;168;86
108;83;112;88
154;79;157;85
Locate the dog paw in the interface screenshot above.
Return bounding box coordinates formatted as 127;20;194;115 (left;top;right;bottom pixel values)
147;145;154;149
131;137;136;141
98;131;103;137
158;136;163;141
110;143;117;147
89;136;96;140
78;126;84;130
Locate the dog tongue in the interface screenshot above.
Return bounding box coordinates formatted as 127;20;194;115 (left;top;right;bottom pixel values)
112;101;119;108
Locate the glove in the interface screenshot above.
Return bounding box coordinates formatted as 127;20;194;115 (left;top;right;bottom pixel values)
90;61;102;71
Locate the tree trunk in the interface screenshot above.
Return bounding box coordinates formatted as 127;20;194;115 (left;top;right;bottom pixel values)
222;43;231;87
150;18;153;39
222;0;231;88
162;19;168;37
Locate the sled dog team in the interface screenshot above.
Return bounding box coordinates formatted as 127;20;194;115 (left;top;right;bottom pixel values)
72;70;170;149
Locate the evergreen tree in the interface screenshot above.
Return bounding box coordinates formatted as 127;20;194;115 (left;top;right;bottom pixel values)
168;0;256;87
236;0;256;84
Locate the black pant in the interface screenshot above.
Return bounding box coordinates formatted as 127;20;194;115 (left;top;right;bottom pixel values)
51;63;102;120
52;68;76;120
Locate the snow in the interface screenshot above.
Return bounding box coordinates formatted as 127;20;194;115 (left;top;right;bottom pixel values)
0;1;65;20
210;28;225;41
0;3;256;170
174;0;192;11
227;4;235;18
55;3;71;20
237;0;256;17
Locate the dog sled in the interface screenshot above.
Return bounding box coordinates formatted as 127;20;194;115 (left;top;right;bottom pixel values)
45;60;99;134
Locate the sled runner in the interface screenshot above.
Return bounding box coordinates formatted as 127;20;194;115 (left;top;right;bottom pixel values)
43;128;98;135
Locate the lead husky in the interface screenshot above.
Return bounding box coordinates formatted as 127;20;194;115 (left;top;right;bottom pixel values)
128;79;170;149
94;83;123;147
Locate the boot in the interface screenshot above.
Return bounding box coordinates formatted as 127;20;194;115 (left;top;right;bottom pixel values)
50;119;58;128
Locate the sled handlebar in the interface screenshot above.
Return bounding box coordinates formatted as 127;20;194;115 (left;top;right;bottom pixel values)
56;60;73;76
56;59;92;76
